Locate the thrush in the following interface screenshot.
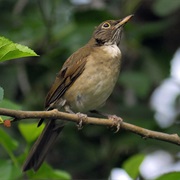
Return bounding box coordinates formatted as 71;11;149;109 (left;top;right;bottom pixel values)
22;14;133;172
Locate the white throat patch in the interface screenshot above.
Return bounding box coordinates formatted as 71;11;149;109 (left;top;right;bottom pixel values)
102;44;121;58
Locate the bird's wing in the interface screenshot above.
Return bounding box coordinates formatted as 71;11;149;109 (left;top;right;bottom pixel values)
45;45;91;109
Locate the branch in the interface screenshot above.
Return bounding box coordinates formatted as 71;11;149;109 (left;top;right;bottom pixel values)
0;108;180;146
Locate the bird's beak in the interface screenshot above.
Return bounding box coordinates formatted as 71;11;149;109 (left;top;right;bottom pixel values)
115;14;134;28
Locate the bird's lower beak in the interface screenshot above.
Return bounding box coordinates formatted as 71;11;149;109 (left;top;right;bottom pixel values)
116;14;134;28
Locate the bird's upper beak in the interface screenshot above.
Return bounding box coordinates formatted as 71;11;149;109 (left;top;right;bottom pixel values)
115;14;134;28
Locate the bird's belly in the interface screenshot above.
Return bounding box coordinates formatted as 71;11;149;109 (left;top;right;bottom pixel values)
64;51;121;112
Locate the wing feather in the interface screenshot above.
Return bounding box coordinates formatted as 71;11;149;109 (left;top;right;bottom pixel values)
45;45;91;109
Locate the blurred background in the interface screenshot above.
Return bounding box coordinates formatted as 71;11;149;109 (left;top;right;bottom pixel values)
0;0;180;179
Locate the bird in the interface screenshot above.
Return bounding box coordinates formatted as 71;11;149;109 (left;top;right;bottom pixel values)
22;14;133;172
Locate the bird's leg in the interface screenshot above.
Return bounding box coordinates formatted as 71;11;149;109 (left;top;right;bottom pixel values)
64;105;75;114
90;110;123;132
76;113;87;130
64;105;87;130
107;115;123;133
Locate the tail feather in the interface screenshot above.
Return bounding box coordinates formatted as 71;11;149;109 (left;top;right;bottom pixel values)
22;120;64;172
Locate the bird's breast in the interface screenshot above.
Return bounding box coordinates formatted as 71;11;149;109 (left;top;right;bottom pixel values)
64;44;121;112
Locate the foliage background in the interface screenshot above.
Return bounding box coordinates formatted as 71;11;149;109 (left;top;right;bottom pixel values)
0;0;180;179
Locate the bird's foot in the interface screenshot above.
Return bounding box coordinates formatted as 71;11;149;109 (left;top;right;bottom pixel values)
108;115;123;133
76;112;87;130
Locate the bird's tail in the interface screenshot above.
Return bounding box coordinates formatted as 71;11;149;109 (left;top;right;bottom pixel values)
22;119;64;172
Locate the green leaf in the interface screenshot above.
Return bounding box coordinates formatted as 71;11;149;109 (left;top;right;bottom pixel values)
0;128;19;168
123;154;145;179
0;159;12;180
156;172;180;180
0;159;22;180
0;99;21;120
53;169;71;180
0;128;18;152
18;122;45;143
0;36;38;62
27;163;71;180
153;0;180;16
0;87;4;102
9;165;22;180
0;99;21;109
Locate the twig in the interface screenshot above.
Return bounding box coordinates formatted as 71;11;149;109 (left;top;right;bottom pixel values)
0;108;180;146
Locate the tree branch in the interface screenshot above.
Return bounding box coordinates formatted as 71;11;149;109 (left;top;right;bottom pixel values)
0;107;180;146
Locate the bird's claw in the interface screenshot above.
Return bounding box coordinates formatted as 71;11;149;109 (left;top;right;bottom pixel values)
76;112;87;130
108;115;123;133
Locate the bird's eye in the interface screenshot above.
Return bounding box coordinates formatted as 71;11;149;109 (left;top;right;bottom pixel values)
102;22;111;29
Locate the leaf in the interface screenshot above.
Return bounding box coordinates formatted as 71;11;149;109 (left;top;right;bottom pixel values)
123;154;145;179
0;36;38;62
156;172;180;180
27;163;71;180
9;165;22;180
0;99;21;109
0;159;12;180
0;117;3;123
0;99;21;120
153;0;180;16
0;128;18;151
0;87;4;102
0;159;22;180
18;122;45;143
53;169;71;180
